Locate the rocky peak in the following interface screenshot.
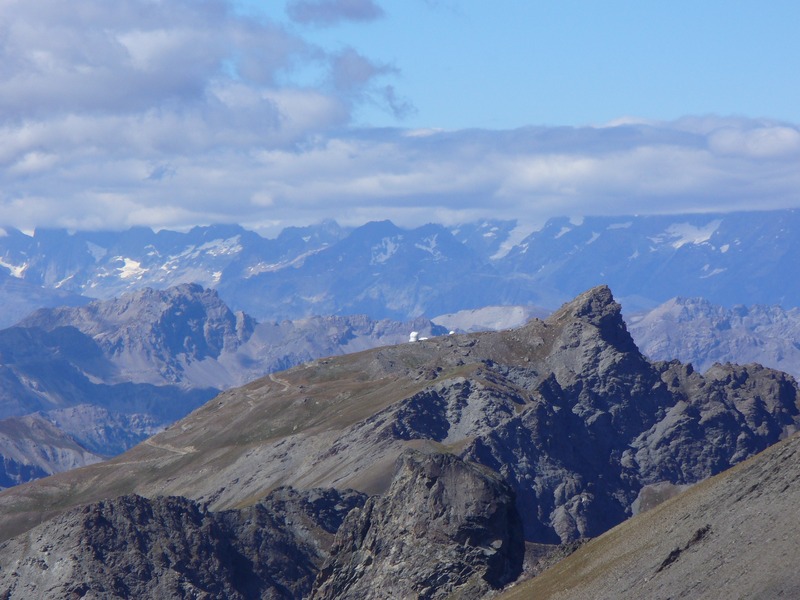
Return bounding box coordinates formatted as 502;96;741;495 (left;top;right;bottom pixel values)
311;450;524;599
545;284;639;355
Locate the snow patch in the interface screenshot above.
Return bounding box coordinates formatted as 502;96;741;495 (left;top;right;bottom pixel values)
0;258;27;278
198;236;242;257
720;244;730;253
490;223;536;260
415;235;443;259
244;246;329;277
555;227;572;239
54;274;75;288
701;267;726;279
586;232;601;244
649;220;722;249
607;222;633;230
117;257;147;280
371;236;402;265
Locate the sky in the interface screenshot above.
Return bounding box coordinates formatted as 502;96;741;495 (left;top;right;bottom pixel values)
1;0;799;236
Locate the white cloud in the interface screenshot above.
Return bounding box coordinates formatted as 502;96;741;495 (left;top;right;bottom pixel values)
0;3;799;235
708;125;800;157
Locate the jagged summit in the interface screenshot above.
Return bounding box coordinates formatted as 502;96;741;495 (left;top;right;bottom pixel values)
544;284;640;354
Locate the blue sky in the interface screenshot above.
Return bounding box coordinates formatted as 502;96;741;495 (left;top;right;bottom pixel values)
1;0;799;235
239;1;800;129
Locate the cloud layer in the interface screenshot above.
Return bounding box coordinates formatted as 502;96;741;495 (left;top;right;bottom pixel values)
1;1;799;235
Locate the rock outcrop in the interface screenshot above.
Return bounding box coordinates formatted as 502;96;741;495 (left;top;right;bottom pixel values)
311;450;524;599
0;488;366;599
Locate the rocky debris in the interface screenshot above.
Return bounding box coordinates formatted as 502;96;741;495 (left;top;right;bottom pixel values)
0;488;366;600
311;450;524;600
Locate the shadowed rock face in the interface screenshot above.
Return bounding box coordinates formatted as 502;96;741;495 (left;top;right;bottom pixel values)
311;450;524;600
0;452;525;600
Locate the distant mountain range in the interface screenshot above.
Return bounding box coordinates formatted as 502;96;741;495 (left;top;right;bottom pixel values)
2;209;799;326
628;297;800;380
0;286;797;598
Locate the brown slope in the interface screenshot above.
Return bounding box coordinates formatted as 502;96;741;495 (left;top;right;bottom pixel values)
498;431;800;600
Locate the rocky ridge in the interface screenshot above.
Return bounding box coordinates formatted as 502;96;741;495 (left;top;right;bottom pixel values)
0;487;365;599
311;450;524;599
0;285;797;597
0;451;530;600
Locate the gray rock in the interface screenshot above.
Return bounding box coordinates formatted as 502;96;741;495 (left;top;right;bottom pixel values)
311;450;524;600
0;285;798;597
0;488;366;600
